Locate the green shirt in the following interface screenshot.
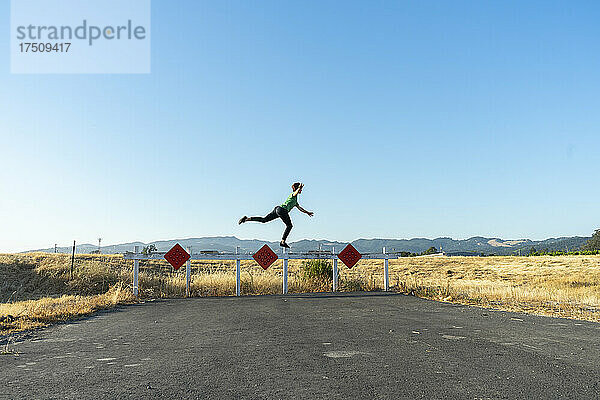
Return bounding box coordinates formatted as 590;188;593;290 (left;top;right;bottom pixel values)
281;193;298;212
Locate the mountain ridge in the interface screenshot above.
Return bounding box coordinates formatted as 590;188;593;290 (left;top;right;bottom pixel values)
27;235;591;256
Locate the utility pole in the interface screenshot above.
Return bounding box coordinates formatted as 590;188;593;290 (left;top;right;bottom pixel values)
54;244;57;253
98;238;102;253
70;240;76;280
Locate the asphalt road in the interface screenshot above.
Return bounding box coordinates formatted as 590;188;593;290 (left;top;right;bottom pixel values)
1;292;599;399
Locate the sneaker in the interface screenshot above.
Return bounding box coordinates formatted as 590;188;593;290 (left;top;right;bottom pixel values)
280;240;290;248
238;216;248;224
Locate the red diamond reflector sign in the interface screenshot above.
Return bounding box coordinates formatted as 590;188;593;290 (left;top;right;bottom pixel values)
253;244;278;270
164;243;190;270
338;244;361;268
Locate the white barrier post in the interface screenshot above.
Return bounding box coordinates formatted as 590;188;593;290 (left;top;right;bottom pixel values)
235;246;241;296
186;247;192;297
133;245;139;296
383;246;389;291
332;247;338;292
282;247;288;294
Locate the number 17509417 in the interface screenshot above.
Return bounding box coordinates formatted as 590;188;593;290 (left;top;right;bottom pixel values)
19;43;71;53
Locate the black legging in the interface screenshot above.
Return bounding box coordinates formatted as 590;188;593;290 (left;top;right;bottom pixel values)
247;206;293;241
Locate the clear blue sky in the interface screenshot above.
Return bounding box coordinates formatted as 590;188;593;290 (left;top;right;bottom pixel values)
1;1;599;252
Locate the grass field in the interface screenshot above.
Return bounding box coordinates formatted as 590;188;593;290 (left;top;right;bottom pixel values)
1;252;600;335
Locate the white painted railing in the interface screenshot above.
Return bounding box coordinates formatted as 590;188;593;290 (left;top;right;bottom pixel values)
124;246;397;296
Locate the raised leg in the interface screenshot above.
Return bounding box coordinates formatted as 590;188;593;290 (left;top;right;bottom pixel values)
247;208;278;223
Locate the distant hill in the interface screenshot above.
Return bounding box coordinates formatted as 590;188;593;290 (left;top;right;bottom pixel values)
28;235;591;256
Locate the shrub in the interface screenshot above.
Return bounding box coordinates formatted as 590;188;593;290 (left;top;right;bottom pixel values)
422;247;438;255
300;259;333;282
583;229;600;251
141;245;157;255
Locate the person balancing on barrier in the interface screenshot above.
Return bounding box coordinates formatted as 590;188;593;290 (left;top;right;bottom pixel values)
238;182;314;248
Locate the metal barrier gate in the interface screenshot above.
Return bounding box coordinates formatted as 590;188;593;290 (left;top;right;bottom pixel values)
123;244;398;297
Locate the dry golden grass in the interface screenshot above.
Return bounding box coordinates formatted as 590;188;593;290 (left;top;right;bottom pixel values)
357;255;600;321
0;284;134;333
0;253;134;335
2;253;600;335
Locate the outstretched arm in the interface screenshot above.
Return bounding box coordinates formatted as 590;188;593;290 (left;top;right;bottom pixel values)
296;204;314;217
292;183;304;197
